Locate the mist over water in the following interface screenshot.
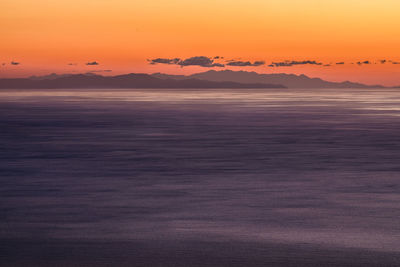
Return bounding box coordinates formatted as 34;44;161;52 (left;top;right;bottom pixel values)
1;88;400;266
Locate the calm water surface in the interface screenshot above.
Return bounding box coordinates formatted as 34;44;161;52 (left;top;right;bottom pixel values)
1;88;400;266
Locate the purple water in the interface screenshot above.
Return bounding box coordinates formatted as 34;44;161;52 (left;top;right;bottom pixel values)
1;88;400;266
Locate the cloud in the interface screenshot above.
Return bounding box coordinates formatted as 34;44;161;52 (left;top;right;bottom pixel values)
86;61;99;65
178;56;224;67
390;60;400;64
323;64;331;67
148;58;181;65
148;56;266;68
226;60;265;67
380;60;387;64
11;61;20;65
148;56;225;68
209;62;225;67
356;60;370;65
269;60;323;67
336;62;345;65
1;63;5;66
68;63;77;66
255;61;266;66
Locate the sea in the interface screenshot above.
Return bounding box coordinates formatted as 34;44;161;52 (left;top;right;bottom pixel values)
1;88;400;266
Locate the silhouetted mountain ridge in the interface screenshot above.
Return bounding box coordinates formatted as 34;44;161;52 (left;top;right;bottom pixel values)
153;70;385;88
1;71;387;89
0;73;285;89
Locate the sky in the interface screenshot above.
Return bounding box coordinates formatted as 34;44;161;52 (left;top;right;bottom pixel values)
1;0;400;85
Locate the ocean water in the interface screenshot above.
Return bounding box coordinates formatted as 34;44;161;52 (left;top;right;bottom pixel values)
1;88;400;266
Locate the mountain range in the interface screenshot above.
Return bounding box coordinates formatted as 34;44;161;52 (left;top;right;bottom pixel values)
152;70;385;89
0;73;284;89
0;70;386;89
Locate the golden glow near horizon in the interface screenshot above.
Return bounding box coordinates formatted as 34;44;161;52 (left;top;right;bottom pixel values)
1;0;400;85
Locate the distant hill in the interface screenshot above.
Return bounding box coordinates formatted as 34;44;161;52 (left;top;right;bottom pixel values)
1;71;386;89
153;70;385;89
0;73;285;89
28;73;74;80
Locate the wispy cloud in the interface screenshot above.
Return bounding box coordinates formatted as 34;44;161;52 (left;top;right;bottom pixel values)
336;62;345;65
226;60;265;67
11;61;20;65
268;60;323;67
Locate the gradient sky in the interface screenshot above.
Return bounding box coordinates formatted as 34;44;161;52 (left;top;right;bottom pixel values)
1;0;400;85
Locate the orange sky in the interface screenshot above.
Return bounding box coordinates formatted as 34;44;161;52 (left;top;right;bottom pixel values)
1;0;400;85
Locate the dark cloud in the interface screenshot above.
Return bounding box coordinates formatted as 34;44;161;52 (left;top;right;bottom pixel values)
269;60;323;67
148;56;266;68
226;58;243;63
390;60;400;64
148;56;225;68
336;62;345;65
11;61;20;65
226;60;265;67
148;58;181;65
178;56;224;67
323;64;331;67
380;60;386;64
210;62;225;67
356;60;370;65
86;61;99;65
